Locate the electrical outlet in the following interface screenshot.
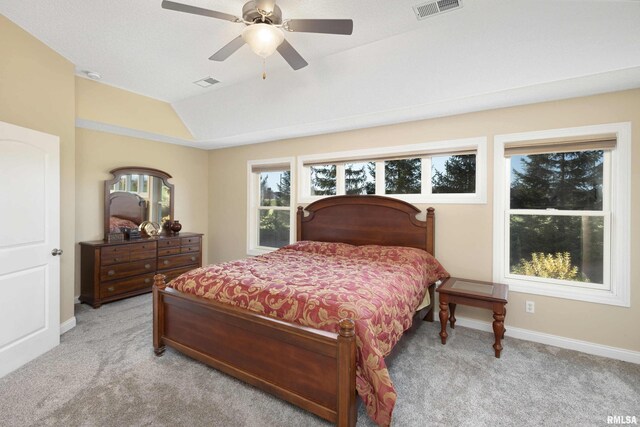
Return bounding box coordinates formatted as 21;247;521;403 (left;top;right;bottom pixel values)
525;300;535;313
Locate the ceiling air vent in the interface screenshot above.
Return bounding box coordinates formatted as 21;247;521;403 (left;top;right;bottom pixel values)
413;0;462;20
193;77;220;88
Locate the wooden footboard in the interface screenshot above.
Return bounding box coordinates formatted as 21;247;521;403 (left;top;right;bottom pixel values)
152;275;357;426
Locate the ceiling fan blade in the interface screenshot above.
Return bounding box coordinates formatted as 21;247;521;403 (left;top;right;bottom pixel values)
209;36;246;61
285;19;353;35
161;0;241;23
277;39;308;70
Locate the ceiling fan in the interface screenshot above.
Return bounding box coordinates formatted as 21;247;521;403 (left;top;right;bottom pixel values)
162;0;354;75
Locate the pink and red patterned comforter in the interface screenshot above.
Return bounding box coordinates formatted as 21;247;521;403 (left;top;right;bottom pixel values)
169;241;449;426
109;216;139;232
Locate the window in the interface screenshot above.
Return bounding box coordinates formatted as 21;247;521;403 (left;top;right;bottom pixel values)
299;137;487;204
247;158;295;255
494;123;631;306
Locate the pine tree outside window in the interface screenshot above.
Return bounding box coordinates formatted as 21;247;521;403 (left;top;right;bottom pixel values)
345;162;375;195
508;150;607;287
432;154;476;194
310;165;336;195
247;158;295;255
494;123;631;306
298;138;487;204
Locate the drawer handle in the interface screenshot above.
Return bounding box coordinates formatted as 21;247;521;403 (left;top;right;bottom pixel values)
145;278;150;284
191;256;196;262
164;260;169;265
107;270;115;276
114;257;120;262
145;263;151;269
107;286;115;292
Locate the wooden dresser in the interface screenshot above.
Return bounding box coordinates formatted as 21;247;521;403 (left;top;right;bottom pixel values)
80;232;203;308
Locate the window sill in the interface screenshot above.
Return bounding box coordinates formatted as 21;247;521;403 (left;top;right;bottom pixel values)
247;247;279;257
501;277;629;307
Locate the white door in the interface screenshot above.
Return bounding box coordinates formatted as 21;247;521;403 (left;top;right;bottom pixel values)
0;121;60;378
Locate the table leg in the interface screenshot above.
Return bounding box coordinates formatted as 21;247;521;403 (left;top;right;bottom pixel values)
439;300;449;345
449;303;457;329
502;307;507;339
492;309;505;358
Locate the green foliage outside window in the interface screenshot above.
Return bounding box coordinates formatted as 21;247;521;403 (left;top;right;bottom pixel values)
512;252;586;281
258;170;291;248
432;155;476;193
310;165;336;195
345;162;375;195
509;150;605;284
385;158;421;194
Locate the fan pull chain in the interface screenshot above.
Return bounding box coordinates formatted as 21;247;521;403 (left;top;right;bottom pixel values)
262;59;267;80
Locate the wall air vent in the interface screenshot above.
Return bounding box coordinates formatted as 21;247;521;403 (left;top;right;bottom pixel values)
413;0;462;20
194;77;220;88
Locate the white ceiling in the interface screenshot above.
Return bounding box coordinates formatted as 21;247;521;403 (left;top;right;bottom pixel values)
2;0;640;149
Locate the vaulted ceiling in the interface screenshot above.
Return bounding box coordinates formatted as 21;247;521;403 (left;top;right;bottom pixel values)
2;0;640;148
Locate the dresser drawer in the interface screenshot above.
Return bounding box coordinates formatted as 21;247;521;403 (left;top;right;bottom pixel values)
100;273;154;299
100;260;156;282
158;238;181;248
181;236;200;246
100;245;131;266
158;253;198;270
181;244;200;254
130;249;156;261
158;247;181;256
129;241;157;253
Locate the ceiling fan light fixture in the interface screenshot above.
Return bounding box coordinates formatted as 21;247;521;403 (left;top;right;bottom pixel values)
242;23;284;58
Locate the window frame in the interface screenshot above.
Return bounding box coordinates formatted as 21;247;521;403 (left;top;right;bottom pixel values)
493;123;631;306
297;137;487;204
247;157;296;256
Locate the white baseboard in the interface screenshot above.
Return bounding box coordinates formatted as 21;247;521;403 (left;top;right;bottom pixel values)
60;316;76;335
452;316;640;365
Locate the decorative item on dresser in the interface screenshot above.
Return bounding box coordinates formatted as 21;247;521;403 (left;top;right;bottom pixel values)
80;233;203;308
169;220;182;234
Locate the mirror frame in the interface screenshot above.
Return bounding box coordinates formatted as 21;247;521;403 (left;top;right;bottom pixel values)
104;167;174;239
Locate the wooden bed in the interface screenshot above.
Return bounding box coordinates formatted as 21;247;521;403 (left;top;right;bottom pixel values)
152;195;436;427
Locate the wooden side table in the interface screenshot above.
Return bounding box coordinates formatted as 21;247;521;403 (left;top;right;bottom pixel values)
436;277;509;358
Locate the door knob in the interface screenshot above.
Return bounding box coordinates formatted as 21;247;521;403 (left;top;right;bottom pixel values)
51;248;64;256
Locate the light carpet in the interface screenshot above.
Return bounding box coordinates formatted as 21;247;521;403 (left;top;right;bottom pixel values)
0;294;638;426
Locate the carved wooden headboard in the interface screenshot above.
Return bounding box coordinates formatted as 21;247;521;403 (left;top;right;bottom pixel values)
297;195;435;255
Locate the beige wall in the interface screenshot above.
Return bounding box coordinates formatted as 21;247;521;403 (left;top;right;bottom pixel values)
208;89;640;352
0;15;77;323
1;15;207;322
76;77;193;140
74;78;208;299
75;128;209;296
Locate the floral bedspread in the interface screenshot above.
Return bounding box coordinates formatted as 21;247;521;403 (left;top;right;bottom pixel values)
109;216;139;232
169;241;449;426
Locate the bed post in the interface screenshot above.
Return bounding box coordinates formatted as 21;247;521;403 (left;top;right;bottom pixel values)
336;319;357;427
423;208;436;322
426;207;435;256
153;274;167;356
296;206;304;241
